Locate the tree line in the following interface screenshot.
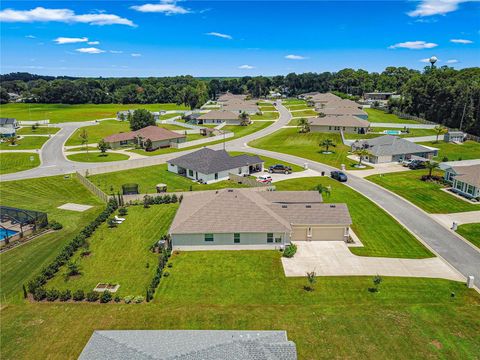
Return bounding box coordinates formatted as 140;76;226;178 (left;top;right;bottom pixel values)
1;66;479;135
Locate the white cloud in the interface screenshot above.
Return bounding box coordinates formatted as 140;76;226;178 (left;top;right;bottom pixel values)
446;59;459;63
131;1;190;15
0;7;135;26
389;41;438;49
205;32;232;39
54;36;88;44
76;47;105;54
87;41;99;45
131;53;142;57
450;38;473;44
239;65;254;69
420;58;434;63
285;54;307;60
110;50;123;54
408;0;470;17
25;35;36;38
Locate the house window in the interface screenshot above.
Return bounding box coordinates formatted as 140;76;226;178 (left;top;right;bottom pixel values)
467;185;475;195
275;236;282;243
204;234;214;242
267;233;273;243
188;169;194;177
234;233;240;243
120;140;128;145
214;173;218;180
329;126;332;130
307;227;312;238
238;168;242;174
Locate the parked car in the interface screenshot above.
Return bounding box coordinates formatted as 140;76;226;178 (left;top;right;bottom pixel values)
330;171;348;182
408;160;426;170
401;159;414;167
257;175;273;184
268;164;292;174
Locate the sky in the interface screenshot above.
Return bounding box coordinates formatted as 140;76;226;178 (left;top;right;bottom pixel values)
0;0;479;77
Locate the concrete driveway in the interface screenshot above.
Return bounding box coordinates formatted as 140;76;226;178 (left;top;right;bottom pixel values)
281;241;463;281
261;168;320;183
431;211;480;228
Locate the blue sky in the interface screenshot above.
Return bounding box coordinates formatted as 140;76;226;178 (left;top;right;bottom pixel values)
1;1;479;77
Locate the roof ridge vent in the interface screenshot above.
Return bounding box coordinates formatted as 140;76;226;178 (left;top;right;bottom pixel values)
281;205;288;208
306;204;311;208
330;204;336;208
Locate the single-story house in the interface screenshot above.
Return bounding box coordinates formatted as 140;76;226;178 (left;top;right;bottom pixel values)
351;135;438;164
303;92;341;104
167;148;264;183
197;110;247;125
169;189;352;249
444;131;465;143
79;330;297;360
222;100;259;115
0;118;18;138
116;110;161;121
309;115;370;134
103;125;186;149
217;92;247;102
444;164;480;199
319;106;369;120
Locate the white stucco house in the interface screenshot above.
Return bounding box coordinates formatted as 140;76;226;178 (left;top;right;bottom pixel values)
444;164;480;199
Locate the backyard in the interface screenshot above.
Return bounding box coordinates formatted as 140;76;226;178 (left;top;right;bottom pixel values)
0;152;40;175
250;111;280;120
0;136;49;150
456;223;480;249
249;127;365;170
0;103;189;123
419;140;480;161
17;126;60;135
367;170;480;213
289;109;318;118
365;108;420;124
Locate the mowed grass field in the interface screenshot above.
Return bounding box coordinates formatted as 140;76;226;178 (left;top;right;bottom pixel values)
0;175;104;302
419;140;480;161
249;127;365;170
66;152;130;162
275;177;432;258
17;126;60;135
0;136;49;150
456;223;480;249
251;111;280;120
0;152;40;175
365;108;420;124
367;170;480;214
289;109;318;118
89;163;248;194
46;204;178;297
0;103;188;123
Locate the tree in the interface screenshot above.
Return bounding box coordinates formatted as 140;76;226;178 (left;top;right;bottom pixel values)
353;148;370;166
7;136;17;146
238;112;250;126
79;129;89;153
97;139;109;156
433;125;448;143
320;138;336;153
305;271;317;291
66;262;80;277
315;184;331;197
425;160;439;178
31;123;38;132
129;109;155;131
297;117;310;133
144;138;153;151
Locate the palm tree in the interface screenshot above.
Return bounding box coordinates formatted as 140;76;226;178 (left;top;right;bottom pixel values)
315;184;331;197
353;148;370;166
320;138;336;153
425;160;439;178
297;117;310;133
433;125;448;143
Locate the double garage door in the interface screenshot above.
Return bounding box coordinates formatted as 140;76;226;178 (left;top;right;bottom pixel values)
291;226;345;241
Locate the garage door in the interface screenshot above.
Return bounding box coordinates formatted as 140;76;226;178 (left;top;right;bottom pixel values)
311;227;345;241
291;227;307;241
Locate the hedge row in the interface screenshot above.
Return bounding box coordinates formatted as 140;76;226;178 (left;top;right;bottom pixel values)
128;193;182;206
146;239;171;302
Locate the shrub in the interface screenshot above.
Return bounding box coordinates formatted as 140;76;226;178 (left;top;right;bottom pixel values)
100;291;112;303
133;296;144;303
86;291;100;302
124;295;134;304
46;289;60;301
72;290;85;301
49;221;63;230
283;243;297;258
167;263;173;268
118;207;128;216
33;287;47;301
66;262;81;276
59;290;72;301
163;271;170;277
114;295;121;303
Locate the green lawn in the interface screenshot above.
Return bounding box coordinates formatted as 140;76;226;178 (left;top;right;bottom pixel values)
367;170;480;214
250;111;280;120
282;99;306;106
17;126;60;135
286;104;311;111
65;120;130;146
228;151;305;172
249;127;364;170
89;163;248;194
0;136;48;150
0;175;104;302
0;152;40;174
2;251;479;359
290;109;318;117
66;152;130;162
365;108;420;124
456;223;480;249
344;127;437;140
419;140;480;162
275;177;432;258
0;103;188;123
258;105;276;111
46;204;177;297
65;146;98;152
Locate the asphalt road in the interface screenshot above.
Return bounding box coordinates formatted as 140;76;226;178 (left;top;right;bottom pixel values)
1;102;479;288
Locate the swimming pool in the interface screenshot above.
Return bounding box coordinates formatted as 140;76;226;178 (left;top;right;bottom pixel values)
383;130;402;135
0;228;18;241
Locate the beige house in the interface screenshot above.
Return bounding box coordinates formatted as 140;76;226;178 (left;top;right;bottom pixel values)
197;110;247;125
444;164;480;199
103;125;186;149
319;106;368;120
309;115;370;134
169;189;352;249
222;100;259;115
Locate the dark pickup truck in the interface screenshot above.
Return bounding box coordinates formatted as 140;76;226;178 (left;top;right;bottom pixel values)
268;164;292;174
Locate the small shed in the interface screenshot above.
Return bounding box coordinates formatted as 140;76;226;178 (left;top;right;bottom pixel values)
122;183;139;195
156;183;167;193
444;131;464;143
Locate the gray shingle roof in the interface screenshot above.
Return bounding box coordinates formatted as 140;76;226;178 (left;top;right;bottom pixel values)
0;118;16;125
198;110;239;120
167;148;264;175
352;135;435;157
79;330;297;360
309;115;370;128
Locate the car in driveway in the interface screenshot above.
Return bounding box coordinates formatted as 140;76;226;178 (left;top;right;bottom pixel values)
408;160;426;170
401;159;414;167
257;175;272;184
330;171;348;182
268;164;292;174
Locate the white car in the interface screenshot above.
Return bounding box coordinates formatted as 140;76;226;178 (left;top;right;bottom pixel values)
257;175;272;184
401;159;414;167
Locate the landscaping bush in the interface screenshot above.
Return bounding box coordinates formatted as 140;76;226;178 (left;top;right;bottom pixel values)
59;289;72;301
118;207;128;216
46;289;60;301
283;244;297;258
124;295;134;304
114;295;121;303
100;291;112;303
86;291;100;302
146;248;171;302
33;287;47;301
163;271;170;277
133;296;144;303
49;221;63;230
72;290;85;301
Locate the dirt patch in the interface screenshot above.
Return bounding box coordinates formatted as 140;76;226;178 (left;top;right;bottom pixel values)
430;340;443;350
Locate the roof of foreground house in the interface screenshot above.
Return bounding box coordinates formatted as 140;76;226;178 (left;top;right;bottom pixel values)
198;110;240;120
320;107;368;117
79;330;297;360
353;135;434;157
167;148;263;175
0;118;17;125
309;115;370;128
103;126;185;143
169;188;351;234
450;164;480;187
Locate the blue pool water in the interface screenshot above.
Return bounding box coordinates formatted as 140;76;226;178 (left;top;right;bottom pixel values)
384;130;402;135
0;228;18;241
